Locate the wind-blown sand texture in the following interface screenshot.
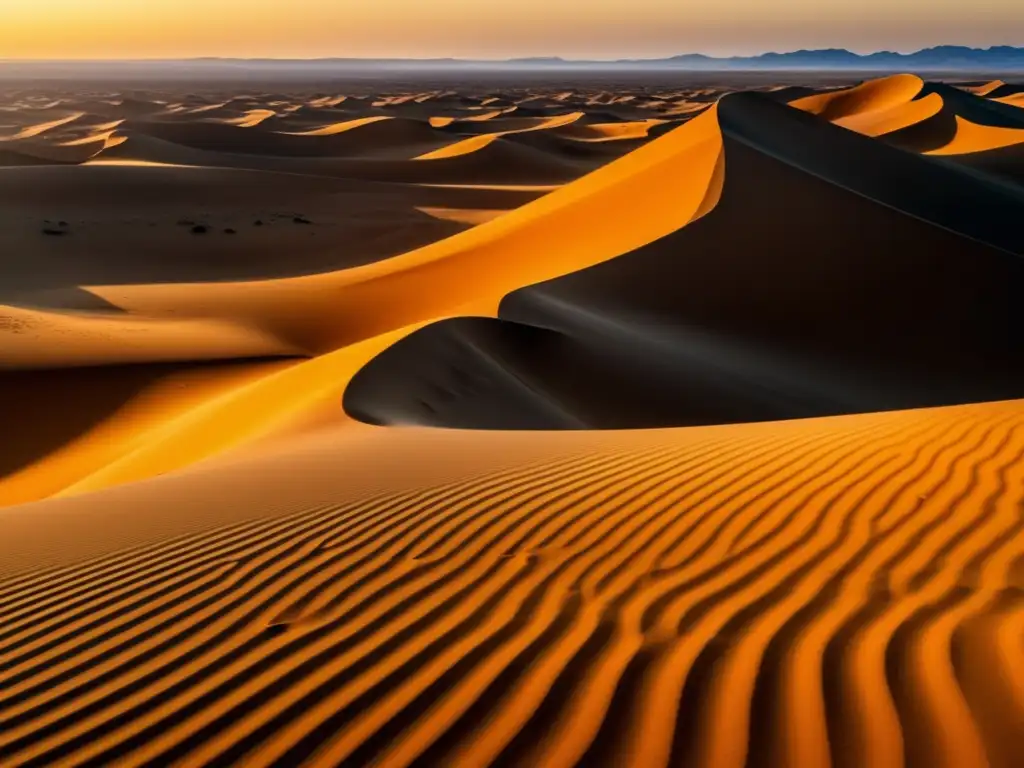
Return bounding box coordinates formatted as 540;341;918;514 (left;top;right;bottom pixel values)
2;74;1024;767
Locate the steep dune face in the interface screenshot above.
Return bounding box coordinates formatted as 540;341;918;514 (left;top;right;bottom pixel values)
2;76;1024;768
347;93;1024;429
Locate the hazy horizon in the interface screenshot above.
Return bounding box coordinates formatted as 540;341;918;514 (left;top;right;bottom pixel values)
4;0;1022;61
5;43;1024;64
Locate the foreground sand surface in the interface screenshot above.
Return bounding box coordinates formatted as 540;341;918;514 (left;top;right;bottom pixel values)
2;73;1024;766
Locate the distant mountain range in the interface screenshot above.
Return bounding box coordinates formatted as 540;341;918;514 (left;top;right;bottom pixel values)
655;45;1024;70
5;46;1024;77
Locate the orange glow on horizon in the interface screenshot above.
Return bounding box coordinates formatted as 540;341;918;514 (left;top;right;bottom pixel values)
2;0;1022;60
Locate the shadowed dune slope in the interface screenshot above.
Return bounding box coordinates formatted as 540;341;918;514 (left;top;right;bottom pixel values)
123;116;448;159
0;163;511;302
97;130;590;186
346;93;1024;430
0;399;1022;767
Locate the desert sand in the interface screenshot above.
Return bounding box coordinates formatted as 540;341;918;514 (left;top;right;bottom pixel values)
1;72;1023;767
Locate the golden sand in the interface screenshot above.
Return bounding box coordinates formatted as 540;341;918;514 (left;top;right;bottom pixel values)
1;75;1023;766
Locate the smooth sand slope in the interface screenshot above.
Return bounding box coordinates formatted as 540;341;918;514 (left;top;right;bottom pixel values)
1;75;1024;767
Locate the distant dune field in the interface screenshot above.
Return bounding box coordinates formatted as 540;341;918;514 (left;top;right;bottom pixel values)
1;73;1023;767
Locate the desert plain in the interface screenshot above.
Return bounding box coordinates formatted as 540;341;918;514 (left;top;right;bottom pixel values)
1;70;1024;767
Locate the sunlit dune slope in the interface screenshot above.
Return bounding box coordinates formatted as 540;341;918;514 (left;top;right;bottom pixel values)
0;399;1022;767
0;104;720;499
850;83;1024;187
0;359;291;507
881;82;1024;153
86;106;724;357
925;117;1024;155
790;77;1024;159
995;93;1024;108
791;74;923;116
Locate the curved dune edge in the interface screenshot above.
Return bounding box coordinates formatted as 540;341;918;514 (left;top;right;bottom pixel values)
416;206;508;225
279;115;393;136
416;132;500;160
790;74;924;121
563;119;669;142
926;115;1024;155
834;92;945;137
415;112;588;160
963;80;1006;96
343;89;1024;433
788;75;953;139
0;113;87;141
994;93;1024;109
0;108;722;502
0;398;1021;766
213;109;278;128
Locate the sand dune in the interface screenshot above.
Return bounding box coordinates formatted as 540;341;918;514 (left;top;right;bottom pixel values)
962;80;1007;96
926;117;1024;155
347;92;1024;430
790;73;925;122
83;105;723;356
1;399;1023;767
2;74;1023;766
884;83;1024;150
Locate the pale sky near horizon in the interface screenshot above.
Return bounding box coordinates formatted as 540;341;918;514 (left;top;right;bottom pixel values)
3;0;1022;60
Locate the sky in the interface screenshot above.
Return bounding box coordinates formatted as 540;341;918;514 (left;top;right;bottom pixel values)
3;0;1023;60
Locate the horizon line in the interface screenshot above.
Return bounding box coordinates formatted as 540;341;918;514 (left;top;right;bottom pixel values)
4;43;1024;65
